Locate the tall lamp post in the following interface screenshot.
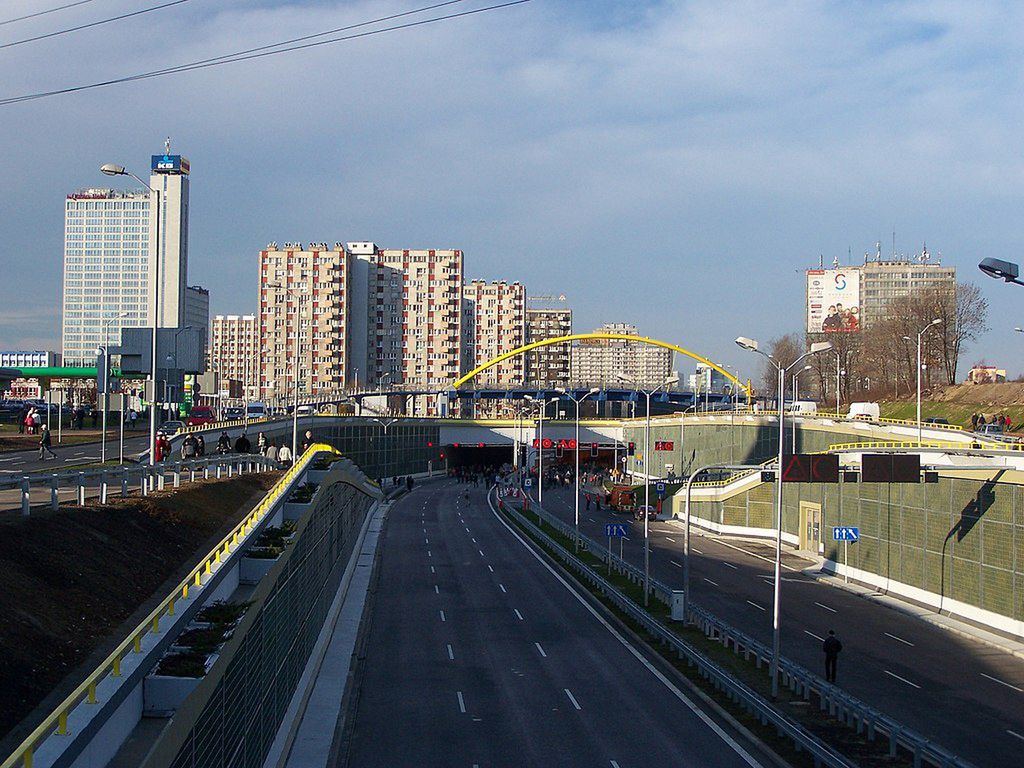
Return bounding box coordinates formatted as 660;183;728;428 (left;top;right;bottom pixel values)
525;395;548;508
616;373;679;605
791;364;811;453
100;163;160;465
736;336;832;699
904;318;942;445
164;325;193;422
98;312;128;463
555;387;599;551
268;282;305;459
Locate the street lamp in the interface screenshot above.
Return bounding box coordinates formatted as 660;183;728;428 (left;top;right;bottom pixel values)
101;163;160;465
791;364;812;454
903;318;942;444
525;395;549;509
979;257;1024;286
555;387;599;552
616;372;679;605
268;282;305;459
736;335;832;699
98;311;128;464
834;351;842;415
164;325;193;421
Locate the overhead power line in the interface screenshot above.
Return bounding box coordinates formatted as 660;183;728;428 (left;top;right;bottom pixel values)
0;0;532;107
0;0;101;27
0;0;193;50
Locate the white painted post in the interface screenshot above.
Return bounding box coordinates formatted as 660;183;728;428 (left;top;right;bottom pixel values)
122;469;129;497
216;462;222;479
204;462;210;479
141;468;148;496
100;471;108;504
173;462;181;488
157;469;165;491
50;477;59;510
21;477;31;516
77;473;86;505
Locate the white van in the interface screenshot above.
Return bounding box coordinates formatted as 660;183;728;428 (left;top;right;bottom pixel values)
246;402;268;420
788;401;818;415
296;404;315;417
847;402;880;422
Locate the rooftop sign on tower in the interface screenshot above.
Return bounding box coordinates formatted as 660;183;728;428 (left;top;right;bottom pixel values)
151;154;190;174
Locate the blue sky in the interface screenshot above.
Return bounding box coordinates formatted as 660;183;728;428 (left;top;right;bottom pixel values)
2;0;1023;380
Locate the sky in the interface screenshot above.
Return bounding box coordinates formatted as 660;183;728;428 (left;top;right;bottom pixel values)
2;0;1024;382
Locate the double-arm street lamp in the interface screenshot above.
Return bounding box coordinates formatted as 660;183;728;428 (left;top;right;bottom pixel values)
267;282;305;459
98;311;128;463
100;163;160;465
524;395;549;508
903;318;942;444
736;336;832;699
555;387;599;551
616;373;679;605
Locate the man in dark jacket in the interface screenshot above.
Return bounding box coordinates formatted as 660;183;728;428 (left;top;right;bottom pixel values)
823;630;842;683
234;432;252;454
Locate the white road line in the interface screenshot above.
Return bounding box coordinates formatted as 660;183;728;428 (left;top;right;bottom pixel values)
670;560;683;568
885;670;920;689
499;583;507;593
692;547;703;554
721;562;738;569
814;601;837;613
430;566;435;574
664;536;676;542
746;600;765;611
478;549;485;557
465;526;470;532
434;585;440;594
439;610;446;622
884;632;914;647
563;688;582;710
804;630;825;641
514;608;524;621
447;644;454;660
1008;729;1024;742
535;642;547;657
981;672;1024;692
472;537;477;543
703;578;719;587
610;762;621;768
425;537;429;544
457;691;466;713
427;550;432;558
487;565;494;573
487;489;764;768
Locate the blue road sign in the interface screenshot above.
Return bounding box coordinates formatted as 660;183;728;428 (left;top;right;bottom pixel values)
833;526;860;542
605;523;628;538
523;478;533;488
655;481;666;497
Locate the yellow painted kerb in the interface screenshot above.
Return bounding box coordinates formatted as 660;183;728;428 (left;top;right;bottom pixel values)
451;333;752;398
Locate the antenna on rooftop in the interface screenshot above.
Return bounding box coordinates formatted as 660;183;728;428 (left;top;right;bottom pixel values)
164;136;171;154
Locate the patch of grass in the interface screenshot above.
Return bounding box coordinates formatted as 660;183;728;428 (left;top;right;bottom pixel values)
196;600;250;626
880;400;1024;432
155;651;208;678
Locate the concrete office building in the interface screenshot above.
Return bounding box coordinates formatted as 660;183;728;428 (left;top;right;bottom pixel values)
571;322;672;388
258;243;350;404
184;285;209;361
61;149;193;366
525;307;572;386
461;280;527;385
860;255;956;328
211;314;259;402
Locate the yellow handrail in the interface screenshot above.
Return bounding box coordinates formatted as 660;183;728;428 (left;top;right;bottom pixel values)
0;443;338;768
825;440;1015;452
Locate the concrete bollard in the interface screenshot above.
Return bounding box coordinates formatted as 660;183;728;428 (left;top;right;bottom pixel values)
157;470;165;491
173;463;181;488
141;470;148;496
204;463;210;480
51;477;59;510
216;463;222;479
100;471;108;504
77;473;86;505
122;469;129;497
21;477;31;516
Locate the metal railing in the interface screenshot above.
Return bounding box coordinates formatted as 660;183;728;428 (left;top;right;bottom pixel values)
502;486;975;768
0;443;335;768
0;453;284;516
826;440;1006;453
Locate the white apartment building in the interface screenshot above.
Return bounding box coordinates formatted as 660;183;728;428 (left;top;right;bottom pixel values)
211;315;259;402
525;307;572;386
571;322;672;388
61;150;192;366
462;280;527;386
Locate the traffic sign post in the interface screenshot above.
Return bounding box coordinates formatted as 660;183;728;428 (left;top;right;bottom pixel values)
833;526;859;584
655;481;666;498
605;522;628;575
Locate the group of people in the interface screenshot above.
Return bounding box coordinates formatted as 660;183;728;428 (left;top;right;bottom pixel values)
19;407;43;435
972;412;1012;431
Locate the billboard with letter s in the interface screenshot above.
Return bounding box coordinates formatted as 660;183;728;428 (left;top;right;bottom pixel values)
806;269;860;333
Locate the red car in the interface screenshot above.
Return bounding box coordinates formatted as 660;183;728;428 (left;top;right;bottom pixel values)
186;406;217;427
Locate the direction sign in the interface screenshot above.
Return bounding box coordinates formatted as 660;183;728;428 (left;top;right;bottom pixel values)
655;481;666;497
523;478;533;488
832;526;859;542
605;523;628;538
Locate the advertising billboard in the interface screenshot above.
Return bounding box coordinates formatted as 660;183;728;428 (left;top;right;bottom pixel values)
806;269;860;333
150;154;190;174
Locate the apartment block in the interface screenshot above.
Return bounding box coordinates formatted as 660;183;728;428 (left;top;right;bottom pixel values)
210;315;259;402
258;243;350;404
525;307;572;386
571;322;672;388
462;280;527;385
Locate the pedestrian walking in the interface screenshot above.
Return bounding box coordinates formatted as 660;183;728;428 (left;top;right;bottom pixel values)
91;408;99;429
18;406;27;434
278;443;293;465
971;412;979;431
196;434;206;457
31;409;42;434
303;430;314;453
38;426;57;460
823;630;842;683
257;432;267;455
234;432;252;454
265;441;278;462
129;409;138;430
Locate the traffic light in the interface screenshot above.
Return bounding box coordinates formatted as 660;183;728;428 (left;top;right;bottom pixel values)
780;454;839;483
427;441;434;448
627;441;636;456
556;444;564;458
590;442;599;458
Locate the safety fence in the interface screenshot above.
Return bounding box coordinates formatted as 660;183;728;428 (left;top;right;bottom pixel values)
0;453;283;516
826;440;1011;453
0;444;328;768
500;486;975;768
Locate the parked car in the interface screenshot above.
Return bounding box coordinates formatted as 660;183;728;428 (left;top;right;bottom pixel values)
222;406;244;420
246;402;268;420
924;417;950;425
296;404;315;417
633;504;658;522
787;400;818;415
185;405;217;427
157;420;184;437
974;423;1021;444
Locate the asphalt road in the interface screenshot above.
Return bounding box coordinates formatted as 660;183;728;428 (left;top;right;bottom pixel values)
343;480;766;768
535;483;1024;768
0;431;152;475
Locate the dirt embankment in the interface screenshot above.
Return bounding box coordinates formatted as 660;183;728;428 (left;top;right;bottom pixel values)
0;472;281;746
932;382;1024;406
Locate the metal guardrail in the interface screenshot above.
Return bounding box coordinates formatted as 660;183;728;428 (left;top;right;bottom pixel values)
826;440;1009;453
0;443;335;768
505;487;975;768
0;453;283;515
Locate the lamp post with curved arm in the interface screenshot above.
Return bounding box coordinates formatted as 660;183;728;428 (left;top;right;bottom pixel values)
556;387;599;551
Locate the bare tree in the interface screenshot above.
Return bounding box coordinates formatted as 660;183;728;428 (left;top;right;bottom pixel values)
941;282;988;384
759;333;803;395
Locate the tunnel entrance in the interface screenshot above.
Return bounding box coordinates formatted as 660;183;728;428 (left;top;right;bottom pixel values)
443;443;513;470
